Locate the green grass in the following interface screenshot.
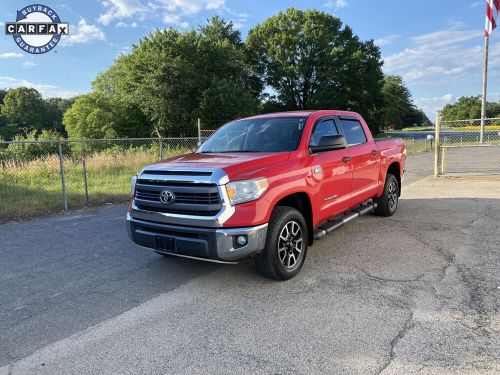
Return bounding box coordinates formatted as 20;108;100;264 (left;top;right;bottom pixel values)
0;147;192;222
400;126;435;132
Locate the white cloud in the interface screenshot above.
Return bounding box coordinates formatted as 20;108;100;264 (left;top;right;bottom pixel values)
324;0;348;9
0;52;23;59
414;94;455;119
221;6;248;29
470;1;482;8
22;61;37;68
163;14;189;28
115;21;139;28
98;0;147;25
98;0;230;29
61;19;106;46
374;34;400;47
0;77;79;98
383;28;485;84
159;0;225;15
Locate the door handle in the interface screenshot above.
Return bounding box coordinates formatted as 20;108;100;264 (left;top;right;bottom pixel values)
341;156;352;163
371;149;379;156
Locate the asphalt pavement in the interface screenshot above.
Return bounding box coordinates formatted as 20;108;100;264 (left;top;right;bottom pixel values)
1;152;499;374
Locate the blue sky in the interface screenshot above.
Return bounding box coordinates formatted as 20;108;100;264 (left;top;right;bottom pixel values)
0;0;498;119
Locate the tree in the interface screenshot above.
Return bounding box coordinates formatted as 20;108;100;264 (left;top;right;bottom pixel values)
43;97;76;135
198;79;260;125
92;63;152;138
63;93;120;139
246;8;385;133
441;96;500;121
81;16;260;137
0;89;7;104
0;87;45;131
381;75;430;129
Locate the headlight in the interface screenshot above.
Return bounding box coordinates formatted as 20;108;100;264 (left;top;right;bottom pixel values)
130;175;137;194
225;178;269;205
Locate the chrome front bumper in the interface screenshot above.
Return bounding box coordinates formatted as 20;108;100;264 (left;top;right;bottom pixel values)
126;214;268;262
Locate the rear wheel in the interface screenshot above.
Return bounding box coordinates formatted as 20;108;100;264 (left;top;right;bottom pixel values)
375;173;399;217
255;206;308;280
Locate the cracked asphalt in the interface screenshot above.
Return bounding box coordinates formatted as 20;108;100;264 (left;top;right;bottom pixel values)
1;153;500;374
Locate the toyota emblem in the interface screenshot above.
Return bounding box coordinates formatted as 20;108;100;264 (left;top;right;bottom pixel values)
159;190;175;205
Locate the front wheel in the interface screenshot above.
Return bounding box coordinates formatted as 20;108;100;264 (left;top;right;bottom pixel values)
255;206;308;280
375;173;399;217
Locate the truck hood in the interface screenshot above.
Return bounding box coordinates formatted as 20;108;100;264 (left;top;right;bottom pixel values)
149;152;291;179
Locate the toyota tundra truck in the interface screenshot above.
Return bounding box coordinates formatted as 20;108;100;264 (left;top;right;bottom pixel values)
127;110;406;280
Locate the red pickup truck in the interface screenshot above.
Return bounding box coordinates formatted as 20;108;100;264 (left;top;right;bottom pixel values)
127;110;406;280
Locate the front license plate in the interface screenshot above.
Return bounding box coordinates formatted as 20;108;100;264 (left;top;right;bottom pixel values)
156;236;176;252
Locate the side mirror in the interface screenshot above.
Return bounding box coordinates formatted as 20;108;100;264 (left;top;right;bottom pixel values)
310;135;347;154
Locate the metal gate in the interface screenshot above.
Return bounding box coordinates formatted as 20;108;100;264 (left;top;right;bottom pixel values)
434;115;500;176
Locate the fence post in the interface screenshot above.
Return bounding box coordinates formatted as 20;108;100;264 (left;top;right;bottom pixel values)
412;137;415;151
159;137;163;160
424;138;427;152
441;148;447;175
58;142;68;210
434;111;441;177
197;118;201;145
82;158;89;207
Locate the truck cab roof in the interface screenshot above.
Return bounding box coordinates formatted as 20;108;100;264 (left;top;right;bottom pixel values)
241;110;361;121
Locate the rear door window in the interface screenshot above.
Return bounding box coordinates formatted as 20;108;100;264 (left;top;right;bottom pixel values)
338;118;367;146
310;119;340;147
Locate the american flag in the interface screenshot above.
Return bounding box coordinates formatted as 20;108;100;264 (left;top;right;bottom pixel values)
486;0;500;36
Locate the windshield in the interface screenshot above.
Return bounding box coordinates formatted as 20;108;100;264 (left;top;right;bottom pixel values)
197;117;307;153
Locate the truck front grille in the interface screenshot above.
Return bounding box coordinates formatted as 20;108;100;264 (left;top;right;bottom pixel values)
134;180;223;217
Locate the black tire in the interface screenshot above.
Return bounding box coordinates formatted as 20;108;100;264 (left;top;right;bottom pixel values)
375;173;399;217
255;206;308;280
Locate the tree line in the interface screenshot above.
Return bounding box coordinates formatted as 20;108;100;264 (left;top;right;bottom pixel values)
441;96;500;121
1;8;432;144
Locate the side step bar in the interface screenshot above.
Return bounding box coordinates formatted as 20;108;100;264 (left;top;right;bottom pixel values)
313;202;377;240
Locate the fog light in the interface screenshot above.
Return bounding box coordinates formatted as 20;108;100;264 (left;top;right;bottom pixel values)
237;236;247;246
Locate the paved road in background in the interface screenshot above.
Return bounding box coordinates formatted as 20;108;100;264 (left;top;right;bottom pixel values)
2;152;499;374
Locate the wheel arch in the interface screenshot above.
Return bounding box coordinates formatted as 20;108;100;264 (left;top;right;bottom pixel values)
273;192;314;245
386;161;402;196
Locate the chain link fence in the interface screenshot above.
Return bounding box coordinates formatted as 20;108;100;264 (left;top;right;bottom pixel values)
197;118;223;141
400;137;434;154
0;137;199;222
436;118;500;175
0;125;458;222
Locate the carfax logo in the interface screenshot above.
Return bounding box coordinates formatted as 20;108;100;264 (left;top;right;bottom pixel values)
4;4;69;54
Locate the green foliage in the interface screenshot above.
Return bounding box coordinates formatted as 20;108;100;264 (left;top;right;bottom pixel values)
63;93;119;139
43;97;76;135
0;89;7;104
74;16;260;137
198;80;260;125
2;12;434;142
0;87;45;131
441;96;500;121
0;87;75;140
246;8;385;133
382;75;431;129
5;129;64;161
